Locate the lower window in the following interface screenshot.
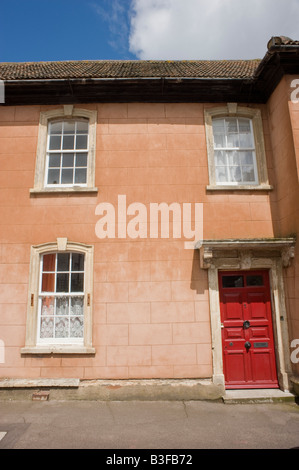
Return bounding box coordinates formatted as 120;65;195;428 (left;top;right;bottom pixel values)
38;252;85;344
21;240;94;355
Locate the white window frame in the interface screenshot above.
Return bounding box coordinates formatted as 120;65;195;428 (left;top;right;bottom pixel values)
212;117;259;186
45;119;89;188
204;104;272;191
31;106;98;194
21;238;95;355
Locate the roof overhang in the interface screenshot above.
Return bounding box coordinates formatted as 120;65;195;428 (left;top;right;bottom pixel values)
1;38;299;106
2;76;266;105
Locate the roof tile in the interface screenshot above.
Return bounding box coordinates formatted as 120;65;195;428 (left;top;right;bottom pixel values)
0;59;261;81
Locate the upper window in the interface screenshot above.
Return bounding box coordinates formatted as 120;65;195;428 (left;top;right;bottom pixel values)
212;117;258;185
204;104;272;191
46;120;89;187
31;106;97;194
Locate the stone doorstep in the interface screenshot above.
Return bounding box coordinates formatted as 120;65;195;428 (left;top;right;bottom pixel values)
223;389;297;404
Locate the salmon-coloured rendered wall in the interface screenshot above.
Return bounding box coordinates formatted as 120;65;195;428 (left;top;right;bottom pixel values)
267;76;299;376
0;102;276;380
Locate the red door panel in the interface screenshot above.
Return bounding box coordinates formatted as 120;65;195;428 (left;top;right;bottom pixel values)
224;351;247;385
219;270;278;389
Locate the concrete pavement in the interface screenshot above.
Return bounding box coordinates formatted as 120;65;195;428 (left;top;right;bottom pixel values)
0;399;298;450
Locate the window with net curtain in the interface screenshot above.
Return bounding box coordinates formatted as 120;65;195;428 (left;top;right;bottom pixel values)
212;117;258;185
46;119;89;186
38;252;85;343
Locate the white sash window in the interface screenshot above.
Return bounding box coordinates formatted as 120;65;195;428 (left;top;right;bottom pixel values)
212;117;258;185
46;120;89;187
38;252;85;344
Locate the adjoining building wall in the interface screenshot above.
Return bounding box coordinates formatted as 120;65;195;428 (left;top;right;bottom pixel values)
267;76;299;377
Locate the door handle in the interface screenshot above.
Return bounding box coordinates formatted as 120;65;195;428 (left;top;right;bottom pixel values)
244;341;251;350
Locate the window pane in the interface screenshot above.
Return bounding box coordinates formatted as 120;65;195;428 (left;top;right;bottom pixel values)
226;132;239;148
64;121;76;134
229;166;242;182
72;253;84;272
42;273;55;292
43;253;56;272
242;166;255;182
212;119;225;133
76;153;88;167
214;133;225;148
76;134;88;150
228;151;239;166
225;118;238;133
56;296;69;315
239;132;253;148
55;317;69;338
75;168;87;184
246;275;263;286
57;253;70;271
240;151;254;166
62;153;74;168
56;273;69;293
71;296;84;315
222;275;244;288
48;154;61;168
215;166;228;183
71;273;84;292
62;135;75;150
47;169;60;185
238;118;251;133
40;317;54;338
41;296;55;316
49;135;61;150
77;120;89;134
70;316;84;338
61;168;74;184
49;122;62;134
214;150;226;166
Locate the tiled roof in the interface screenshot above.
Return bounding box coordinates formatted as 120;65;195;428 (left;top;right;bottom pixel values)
269;36;299;46
1;36;298;83
0;59;261;81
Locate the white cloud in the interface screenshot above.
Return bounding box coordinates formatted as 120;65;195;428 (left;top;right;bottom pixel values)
128;0;299;60
91;0;130;53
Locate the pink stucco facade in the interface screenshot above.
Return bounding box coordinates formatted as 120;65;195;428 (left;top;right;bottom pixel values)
0;40;298;396
0;97;297;380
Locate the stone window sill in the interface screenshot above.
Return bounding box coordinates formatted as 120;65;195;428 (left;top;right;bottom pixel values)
30;187;98;195
206;184;273;191
21;346;96;355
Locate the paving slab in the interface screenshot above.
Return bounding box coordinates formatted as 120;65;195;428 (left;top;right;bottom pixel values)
0;399;298;449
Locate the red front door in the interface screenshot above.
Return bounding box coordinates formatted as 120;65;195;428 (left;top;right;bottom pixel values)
219;270;278;389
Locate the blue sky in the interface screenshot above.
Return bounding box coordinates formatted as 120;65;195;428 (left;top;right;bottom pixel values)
0;0;136;62
1;0;298;63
